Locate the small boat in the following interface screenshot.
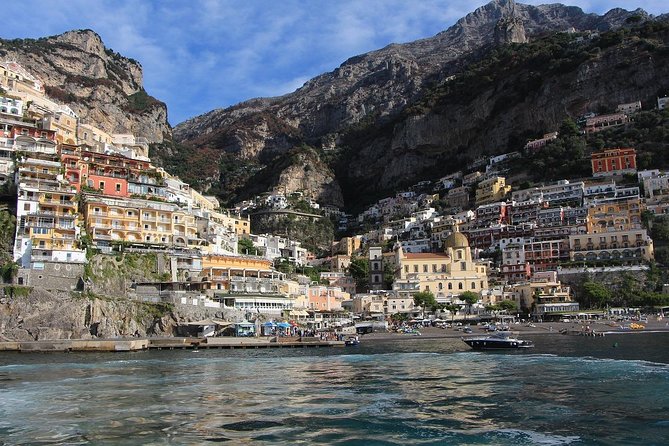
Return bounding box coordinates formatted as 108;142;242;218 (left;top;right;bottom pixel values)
344;336;360;346
462;331;534;350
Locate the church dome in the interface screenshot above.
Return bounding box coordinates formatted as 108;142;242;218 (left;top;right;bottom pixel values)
444;231;469;249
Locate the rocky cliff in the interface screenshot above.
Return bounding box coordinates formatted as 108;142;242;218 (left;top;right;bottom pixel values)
171;0;655;210
0;286;238;340
0;29;169;143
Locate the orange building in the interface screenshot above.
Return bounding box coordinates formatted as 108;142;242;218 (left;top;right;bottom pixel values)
201;255;275;291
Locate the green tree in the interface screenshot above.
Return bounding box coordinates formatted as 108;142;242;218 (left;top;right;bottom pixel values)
348;257;369;293
444;303;460;324
413;291;437;317
238;238;260;256
581;281;612;309
0;261;18;283
459;291;479;320
382;260;395;289
559;118;581;138
390;313;409;323
497;299;517;312
0;210;16;253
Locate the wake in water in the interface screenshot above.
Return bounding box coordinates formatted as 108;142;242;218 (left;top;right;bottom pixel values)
1;334;668;445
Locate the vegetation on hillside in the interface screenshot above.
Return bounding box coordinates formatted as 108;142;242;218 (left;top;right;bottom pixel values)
125;89;164;114
251;213;335;256
0;210;16;283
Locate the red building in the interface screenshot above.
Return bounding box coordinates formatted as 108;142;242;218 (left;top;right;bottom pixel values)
59;144;84;190
591;148;636;178
8;122;56;141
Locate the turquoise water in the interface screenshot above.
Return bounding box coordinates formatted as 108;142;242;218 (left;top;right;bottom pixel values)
1;333;668;445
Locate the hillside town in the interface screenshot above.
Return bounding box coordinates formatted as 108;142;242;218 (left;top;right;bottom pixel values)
1;58;669;337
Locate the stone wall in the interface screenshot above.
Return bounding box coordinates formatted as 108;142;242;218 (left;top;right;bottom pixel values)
15;263;84;292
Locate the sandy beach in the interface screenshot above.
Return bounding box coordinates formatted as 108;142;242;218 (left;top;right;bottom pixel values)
362;318;669;341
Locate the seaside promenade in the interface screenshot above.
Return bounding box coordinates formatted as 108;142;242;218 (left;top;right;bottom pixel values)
2;319;668;352
0;336;345;352
365;318;669;341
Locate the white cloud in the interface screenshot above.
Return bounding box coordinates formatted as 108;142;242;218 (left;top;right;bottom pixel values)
2;0;667;124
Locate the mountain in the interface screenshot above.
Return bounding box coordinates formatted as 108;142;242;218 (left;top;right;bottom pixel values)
170;0;662;211
0;29;169;143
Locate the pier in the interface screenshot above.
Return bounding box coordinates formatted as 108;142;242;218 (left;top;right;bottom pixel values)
0;337;344;352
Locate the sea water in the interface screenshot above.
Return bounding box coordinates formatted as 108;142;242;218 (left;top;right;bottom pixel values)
1;333;668;445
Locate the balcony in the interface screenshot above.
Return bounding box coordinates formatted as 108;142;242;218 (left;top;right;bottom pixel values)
29;210;75;218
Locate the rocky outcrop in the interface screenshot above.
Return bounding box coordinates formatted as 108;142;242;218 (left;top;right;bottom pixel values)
0;29;170;143
171;0;654;209
0;287;243;341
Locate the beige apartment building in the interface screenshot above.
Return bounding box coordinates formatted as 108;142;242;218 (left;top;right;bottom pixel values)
394;231;488;302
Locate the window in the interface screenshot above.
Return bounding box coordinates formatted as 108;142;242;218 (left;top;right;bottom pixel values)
423;265;428;273
461;262;466;271
115;183;121;192
471;283;476;289
458;282;463;290
23;203;30;211
99;181;105;190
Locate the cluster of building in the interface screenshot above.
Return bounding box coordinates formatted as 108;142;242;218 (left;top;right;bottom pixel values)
3;58;667;327
0;61;359;330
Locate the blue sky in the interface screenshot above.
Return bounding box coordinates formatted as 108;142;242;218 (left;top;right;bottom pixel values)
2;1;666;126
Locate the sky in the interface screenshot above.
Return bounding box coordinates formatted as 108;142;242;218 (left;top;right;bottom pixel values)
2;1;666;126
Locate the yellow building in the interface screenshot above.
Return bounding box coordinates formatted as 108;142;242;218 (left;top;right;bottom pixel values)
207;210;250;236
77;123;113;151
42;111;78;145
0;61;44;96
394;231;488;302
475;176;511;206
511;272;576;315
14;155;85;265
83;195;202;250
332;236;363;256
568;229;654;263
201;254;277;291
586;197;643;233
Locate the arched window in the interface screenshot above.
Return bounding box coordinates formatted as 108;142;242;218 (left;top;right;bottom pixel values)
438;283;443;290
448;283;452;290
458;282;463;290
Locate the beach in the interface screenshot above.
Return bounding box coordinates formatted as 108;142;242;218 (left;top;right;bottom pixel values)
363;317;669;341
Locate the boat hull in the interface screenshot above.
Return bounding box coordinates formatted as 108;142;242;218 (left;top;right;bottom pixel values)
462;338;534;350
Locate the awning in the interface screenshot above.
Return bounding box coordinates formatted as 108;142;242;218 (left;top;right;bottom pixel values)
277;322;292;328
187;318;233;327
289;310;309;317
